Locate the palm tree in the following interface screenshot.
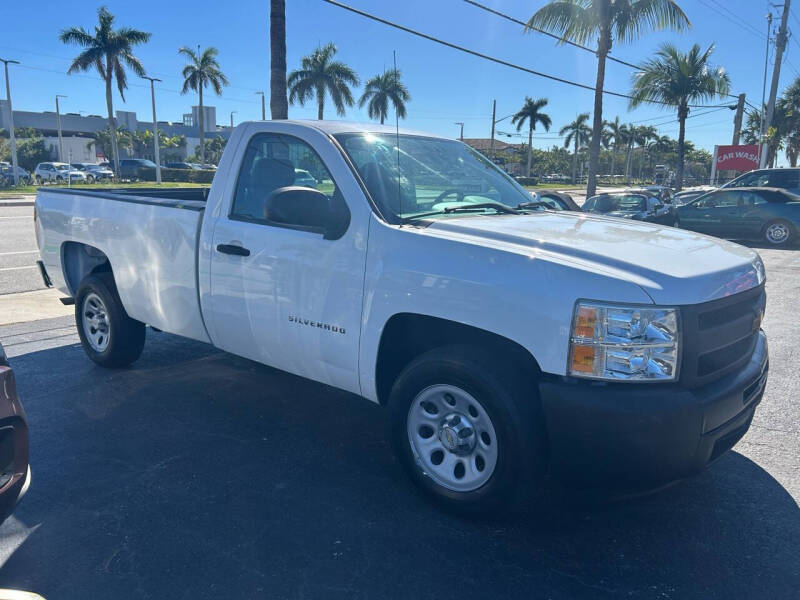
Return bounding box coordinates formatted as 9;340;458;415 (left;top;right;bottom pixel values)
560;113;591;183
179;46;229;163
636;125;658;180
358;69;410;125
288;43;360;120
630;43;730;190
604;116;625;177
60;7;150;178
270;0;288;119
526;0;690;197
511;97;552;176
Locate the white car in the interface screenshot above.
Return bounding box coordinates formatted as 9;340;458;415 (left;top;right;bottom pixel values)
71;163;114;183
34;162;86;184
34;120;769;514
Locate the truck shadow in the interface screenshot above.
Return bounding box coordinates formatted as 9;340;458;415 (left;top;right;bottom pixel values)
0;333;797;599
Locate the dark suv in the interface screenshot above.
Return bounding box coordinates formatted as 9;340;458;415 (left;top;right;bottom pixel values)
117;159;157;181
722;168;800;195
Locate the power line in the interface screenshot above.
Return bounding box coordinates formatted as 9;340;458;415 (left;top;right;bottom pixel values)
696;0;766;40
461;0;640;70
321;0;730;109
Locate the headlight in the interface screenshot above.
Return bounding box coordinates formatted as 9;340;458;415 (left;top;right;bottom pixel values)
568;302;680;381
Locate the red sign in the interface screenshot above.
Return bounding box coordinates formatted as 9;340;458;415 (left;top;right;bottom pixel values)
716;144;759;171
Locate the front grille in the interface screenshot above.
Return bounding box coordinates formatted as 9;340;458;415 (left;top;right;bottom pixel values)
680;284;766;388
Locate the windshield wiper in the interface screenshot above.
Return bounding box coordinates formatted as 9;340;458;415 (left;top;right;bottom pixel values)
401;202;520;222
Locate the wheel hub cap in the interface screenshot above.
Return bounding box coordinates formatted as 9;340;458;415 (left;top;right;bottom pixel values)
407;384;499;492
82;292;110;352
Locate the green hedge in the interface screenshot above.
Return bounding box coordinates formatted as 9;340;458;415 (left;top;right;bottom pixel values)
514;176;539;186
139;167;216;183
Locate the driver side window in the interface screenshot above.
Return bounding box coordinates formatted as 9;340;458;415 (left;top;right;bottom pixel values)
231;132;338;223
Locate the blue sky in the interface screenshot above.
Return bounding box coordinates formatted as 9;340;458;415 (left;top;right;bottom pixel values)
0;0;796;160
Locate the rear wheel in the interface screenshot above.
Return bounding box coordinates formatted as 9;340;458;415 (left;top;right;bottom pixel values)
388;345;544;514
75;273;145;368
763;219;794;245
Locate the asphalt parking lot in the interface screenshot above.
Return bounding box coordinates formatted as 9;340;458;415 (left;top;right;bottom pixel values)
0;205;797;599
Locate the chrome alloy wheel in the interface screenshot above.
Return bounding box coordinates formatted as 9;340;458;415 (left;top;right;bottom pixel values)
407;384;499;492
765;222;790;244
82;292;110;352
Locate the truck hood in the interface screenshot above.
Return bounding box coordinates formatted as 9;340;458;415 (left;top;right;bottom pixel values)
424;212;764;305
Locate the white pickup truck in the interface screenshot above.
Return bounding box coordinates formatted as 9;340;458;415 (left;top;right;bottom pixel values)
35;120;769;513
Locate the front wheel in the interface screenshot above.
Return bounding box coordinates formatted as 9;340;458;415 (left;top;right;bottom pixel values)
75;273;146;368
388;345;544;514
763;219;794;245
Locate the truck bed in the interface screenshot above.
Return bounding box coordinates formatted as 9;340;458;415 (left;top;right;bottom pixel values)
35;187;211;343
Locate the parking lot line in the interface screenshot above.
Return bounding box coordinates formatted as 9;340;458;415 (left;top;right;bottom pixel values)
0;251;38;256
0;266;37;273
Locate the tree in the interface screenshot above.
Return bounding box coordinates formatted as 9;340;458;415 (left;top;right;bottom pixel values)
526;0;690;196
288;43;359;120
179;46;229;163
630;43;730;190
90;126;133;160
559;113;591;183
60;6;151;178
511;97;552;177
270;0;288;119
359;69;410;125
604;116;625;177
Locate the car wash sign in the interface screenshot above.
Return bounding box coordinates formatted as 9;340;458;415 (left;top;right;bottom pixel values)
714;144;760;171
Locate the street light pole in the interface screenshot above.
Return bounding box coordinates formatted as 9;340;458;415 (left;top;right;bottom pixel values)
256;91;266;120
230;111;237;130
142;76;162;184
455;122;464;140
0;58;20;186
55;95;67;162
759;13;773;167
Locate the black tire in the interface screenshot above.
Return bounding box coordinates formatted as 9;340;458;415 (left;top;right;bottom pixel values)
34;176;42;185
762;219;795;246
75;273;146;368
387;345;545;515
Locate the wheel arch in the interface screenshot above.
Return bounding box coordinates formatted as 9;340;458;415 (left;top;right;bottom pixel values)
61;241;114;297
374;313;542;406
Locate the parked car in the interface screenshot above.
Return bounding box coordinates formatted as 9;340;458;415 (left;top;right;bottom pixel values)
0;342;30;524
35;121;769;514
118;159;158;180
71;163;114;182
721;167;800;195
677;186;800;245
673;189;708;206
165;162;199;170
528;189;581;211
34;162;85;184
629;185;674;204
0;165;31;186
293;168;318;188
583;191;677;226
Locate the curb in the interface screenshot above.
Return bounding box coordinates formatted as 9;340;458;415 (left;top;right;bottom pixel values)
0;199;35;207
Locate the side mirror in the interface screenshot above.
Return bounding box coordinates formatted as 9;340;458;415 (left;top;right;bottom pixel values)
264;186;350;240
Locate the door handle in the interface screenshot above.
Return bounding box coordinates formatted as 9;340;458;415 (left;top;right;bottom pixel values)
216;243;251;257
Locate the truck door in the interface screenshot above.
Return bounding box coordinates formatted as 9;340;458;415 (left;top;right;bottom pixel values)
205;127;368;395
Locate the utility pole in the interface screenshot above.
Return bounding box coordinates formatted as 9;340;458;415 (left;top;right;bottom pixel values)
230;111;237;129
490;100;497;159
732;93;746;145
760;12;773;167
142;76;162;184
763;1;791;167
455;121;464;140
256;91;266;120
55;95;67;163
0;58;20;186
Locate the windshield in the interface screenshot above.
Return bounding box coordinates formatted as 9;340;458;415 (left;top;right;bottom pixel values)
584;194;646;213
334;133;530;220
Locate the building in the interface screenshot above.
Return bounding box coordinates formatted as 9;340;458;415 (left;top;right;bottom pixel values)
463;138;523;154
0;100;231;163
